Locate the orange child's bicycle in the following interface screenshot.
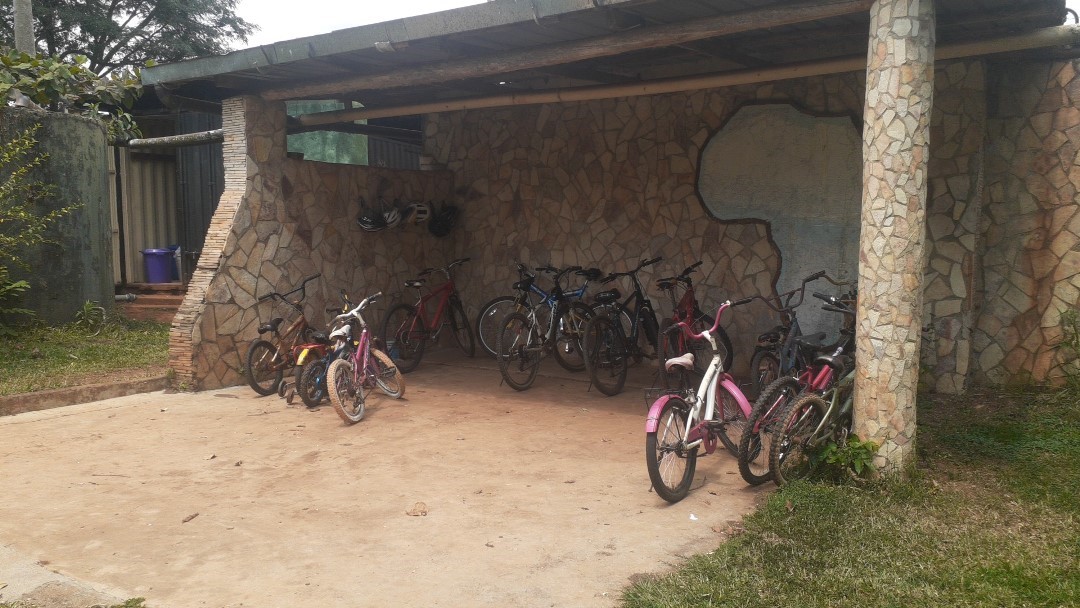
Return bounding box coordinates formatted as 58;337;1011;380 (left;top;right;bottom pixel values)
245;274;327;395
381;258;475;373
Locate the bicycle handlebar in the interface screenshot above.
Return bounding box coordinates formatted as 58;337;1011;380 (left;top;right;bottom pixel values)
335;291;383;323
667;297;751;342
256;273;322;310
601;256;662;284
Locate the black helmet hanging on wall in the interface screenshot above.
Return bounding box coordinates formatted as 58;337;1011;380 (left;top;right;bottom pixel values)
428;201;459;237
356;197;387;232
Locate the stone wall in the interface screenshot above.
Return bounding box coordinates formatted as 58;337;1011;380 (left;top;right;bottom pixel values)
170;96;452;390
978;59;1080;385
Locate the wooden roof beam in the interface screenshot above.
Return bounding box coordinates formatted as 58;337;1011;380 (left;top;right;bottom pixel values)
263;0;874;101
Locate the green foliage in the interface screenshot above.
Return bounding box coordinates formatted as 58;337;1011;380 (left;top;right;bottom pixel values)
0;0;254;75
816;434;879;480
0;266;32;333
0;124;78;270
73;299;107;334
1056;307;1080;388
0;49;142;140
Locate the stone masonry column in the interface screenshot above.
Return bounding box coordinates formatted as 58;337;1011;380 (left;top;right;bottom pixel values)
855;0;935;475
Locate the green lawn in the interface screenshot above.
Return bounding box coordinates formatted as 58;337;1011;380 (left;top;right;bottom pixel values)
0;319;169;396
624;389;1080;608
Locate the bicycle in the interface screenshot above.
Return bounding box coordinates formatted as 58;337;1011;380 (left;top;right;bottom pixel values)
645;297;757;503
581;257;664;396
294;290;357;408
654;261;733;390
737;291;856;485
494;265;595;390
327;292;405;424
382;258;474;373
245;274;326;396
747;271;852;400
475;263;602;364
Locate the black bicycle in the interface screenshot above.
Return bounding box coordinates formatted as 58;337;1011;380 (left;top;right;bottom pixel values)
580;257;667;396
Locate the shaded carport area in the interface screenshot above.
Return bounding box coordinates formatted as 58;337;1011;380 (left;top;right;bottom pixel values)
0;355;763;607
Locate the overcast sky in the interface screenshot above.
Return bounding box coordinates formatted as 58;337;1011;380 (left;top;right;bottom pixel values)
233;0;483;49
235;0;1080;49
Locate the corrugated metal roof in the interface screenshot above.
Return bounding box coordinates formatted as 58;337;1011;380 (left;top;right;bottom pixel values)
143;0;1070;110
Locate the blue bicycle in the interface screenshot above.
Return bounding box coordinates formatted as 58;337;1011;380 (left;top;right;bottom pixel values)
476;263;601;371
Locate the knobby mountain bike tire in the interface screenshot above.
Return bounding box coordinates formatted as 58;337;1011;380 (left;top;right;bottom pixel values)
245;339;284;396
382;303;426;373
551;302;593;372
328;358;367;424
749;349;781;401
496;311;541;391
738;376;800;485
769;392;828;486
645;395;698;503
371;348;405;399
297;357;328;408
582;313;628;396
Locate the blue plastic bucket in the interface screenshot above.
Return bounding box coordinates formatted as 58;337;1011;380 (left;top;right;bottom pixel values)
142;248;174;283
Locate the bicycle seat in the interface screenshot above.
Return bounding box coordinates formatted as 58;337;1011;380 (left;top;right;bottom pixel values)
795;332;827;349
513;277;534;291
578;267;603;281
405;279;425;289
594;289;621;304
309;331;329;343
656;279;676;291
257;317;284;334
814;353;852;374
665;352;695;372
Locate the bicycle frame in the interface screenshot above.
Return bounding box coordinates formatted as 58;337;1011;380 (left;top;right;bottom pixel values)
408;279;456;336
800;369;855;449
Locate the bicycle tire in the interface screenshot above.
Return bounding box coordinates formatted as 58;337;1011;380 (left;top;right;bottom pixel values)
738;376;800;485
551;301;593;372
245;339;284;396
645;396;698;503
448;296;475;357
370;348;405;399
657;318;693;392
749;349;781;401
328;358;366;424
714;383;749;456
769;392;828;486
583;313;627;396
496;311;541;390
694;310;734;373
476;296;521;359
382;304;426;373
297;357;328;408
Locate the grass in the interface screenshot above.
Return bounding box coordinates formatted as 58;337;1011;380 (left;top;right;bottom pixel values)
0;318;169;396
623;388;1080;608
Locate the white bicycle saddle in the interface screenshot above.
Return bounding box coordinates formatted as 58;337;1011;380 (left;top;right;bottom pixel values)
664;352;695;371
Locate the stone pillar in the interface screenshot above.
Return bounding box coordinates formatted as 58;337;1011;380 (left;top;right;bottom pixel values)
855;0;935;475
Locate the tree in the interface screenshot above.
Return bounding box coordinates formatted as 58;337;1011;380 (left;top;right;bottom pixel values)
0;0;255;74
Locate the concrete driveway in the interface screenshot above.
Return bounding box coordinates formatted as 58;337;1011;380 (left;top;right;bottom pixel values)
1;349;767;608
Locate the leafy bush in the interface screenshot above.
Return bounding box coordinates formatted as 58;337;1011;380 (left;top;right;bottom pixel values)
1056;307;1080;389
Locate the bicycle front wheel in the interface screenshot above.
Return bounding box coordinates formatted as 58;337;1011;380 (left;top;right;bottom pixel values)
382;304;426;373
328;358;366;424
448;296;475;357
370;348;405;399
476;296;520;358
738;376;800;485
645;396;698;503
552;301;593;372
496;311;541;391
769;393;828;486
715;384;749;456
297;357;328;408
245;339;284;396
583;314;628;396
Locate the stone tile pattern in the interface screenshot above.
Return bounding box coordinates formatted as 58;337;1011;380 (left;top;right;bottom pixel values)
426;78;867;373
169;96;453;390
978;60;1080;385
855;0;935;474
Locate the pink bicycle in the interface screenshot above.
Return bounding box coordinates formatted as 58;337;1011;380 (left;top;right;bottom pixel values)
645;297;756;503
327;292;405;424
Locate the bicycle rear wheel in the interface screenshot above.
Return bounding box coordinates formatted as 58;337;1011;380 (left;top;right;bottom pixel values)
552;302;593;372
496;311;542;391
583;314;627;396
297;357;328;408
749;349;780;400
448;296;475;357
382;304;426;373
769;393;827;486
476;296;527;358
738;376;800;485
714;384;749;456
645;396;698;503
328;358;367;424
370;348;405;399
245;339;284;396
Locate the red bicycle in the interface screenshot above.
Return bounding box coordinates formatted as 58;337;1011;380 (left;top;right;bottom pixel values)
382;258;474;372
655;261;733;390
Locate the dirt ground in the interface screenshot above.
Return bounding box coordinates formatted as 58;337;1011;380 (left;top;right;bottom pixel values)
0;349;768;608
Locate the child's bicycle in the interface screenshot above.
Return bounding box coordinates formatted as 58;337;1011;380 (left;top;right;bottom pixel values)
327;293;405;424
246;274;326;396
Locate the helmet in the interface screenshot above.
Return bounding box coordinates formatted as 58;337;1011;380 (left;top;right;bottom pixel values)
403;201;431;224
428;201;459;237
356;197;387;231
383;206;401;229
